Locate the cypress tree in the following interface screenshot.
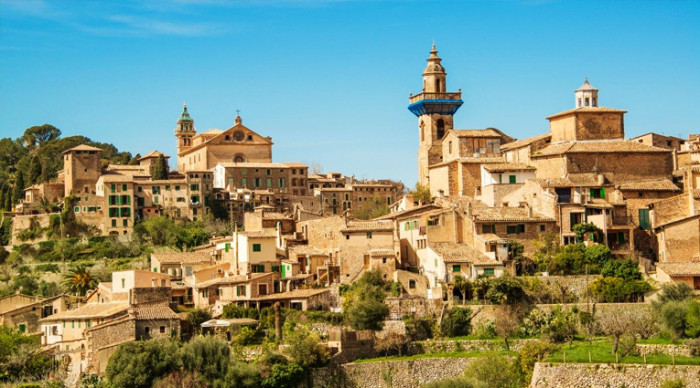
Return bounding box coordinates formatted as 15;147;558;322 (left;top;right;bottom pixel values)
152;154;168;180
29;156;42;184
13;171;25;203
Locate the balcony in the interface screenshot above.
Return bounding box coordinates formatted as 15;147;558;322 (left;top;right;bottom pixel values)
409;92;463;104
408;92;463;117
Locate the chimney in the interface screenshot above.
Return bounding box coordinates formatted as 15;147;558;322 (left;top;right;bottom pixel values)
526;203;533;218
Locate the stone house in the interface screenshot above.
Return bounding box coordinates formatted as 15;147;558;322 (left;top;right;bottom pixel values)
0;293;68;335
479;163;536;207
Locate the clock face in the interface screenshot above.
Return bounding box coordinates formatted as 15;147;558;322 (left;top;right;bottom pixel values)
233;130;245;142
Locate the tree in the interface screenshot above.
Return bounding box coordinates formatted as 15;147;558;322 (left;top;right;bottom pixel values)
134;216;178;246
0;326;52;381
352;196;390;220
598;306;655;355
485;275;529;305
284;326;330;367
661;301;689;340
342;271;390;330
180;335;230;385
151;154;168;180
572;222;601;243
187;308;212;334
453;275;472;305
22;124;61;148
685;301;700;338
12;171;24;204
440;307;472;338
494;305;524;351
532;233;560;273
408;183;431;204
655;283;694;305
175;222;210;251
62;264;98;296
28;156;42;184
543;306;578;347
105;339;180;388
601;259;641;280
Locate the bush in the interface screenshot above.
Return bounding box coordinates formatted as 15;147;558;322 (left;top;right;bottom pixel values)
517;340;558;380
261;362;305;388
186;308;212;333
105;339;180;388
0;326;52;381
404;315;434;341
463;355;524;388
35;264;60;273
180;336;231;385
283;326;330;368
342;270;389;330
660;301;689;340
485;276;529;305
684;300;700;338
440;308;472;337
659;379;687;388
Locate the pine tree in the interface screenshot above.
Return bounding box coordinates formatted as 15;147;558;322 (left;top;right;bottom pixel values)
29;156;42;184
13;171;24;203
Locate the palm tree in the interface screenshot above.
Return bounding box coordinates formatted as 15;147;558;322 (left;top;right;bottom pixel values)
62;264;98;297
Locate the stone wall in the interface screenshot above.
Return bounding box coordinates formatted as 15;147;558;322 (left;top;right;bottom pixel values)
11;213;51;245
409;338;534;355
310;357;479;388
530;362;700;388
384;295;442;318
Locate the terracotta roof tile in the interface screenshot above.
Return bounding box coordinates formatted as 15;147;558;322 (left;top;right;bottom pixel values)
618;179;681;192
546;106;627;120
534;141;670;157
428;242;501;265
472;207;555;222
63;144;103;153
249;288;330;301
500;133;551;151
130;302;180;320
657;262;700;276
151;252;213;265
41;302;128;321
341;220;394;232
483;163;536;173
451;129;505;138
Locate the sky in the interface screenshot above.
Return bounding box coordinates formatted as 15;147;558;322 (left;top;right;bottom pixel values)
1;0;699;186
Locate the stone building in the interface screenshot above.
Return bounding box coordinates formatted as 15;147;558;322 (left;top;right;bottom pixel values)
0;293;68;335
175;105;273;173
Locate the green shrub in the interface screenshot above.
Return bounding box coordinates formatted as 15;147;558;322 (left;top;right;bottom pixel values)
35;264;60;273
440;307;472;337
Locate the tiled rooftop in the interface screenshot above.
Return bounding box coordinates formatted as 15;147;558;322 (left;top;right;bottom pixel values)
618;179;681;192
130;302;180;320
428;242;500;265
657;262;700;276
472;206;555;222
534;141;670;157
41;302;128;321
500;133;551;151
546;106;627;119
341;220;394;232
151;252;213;265
482;163;535;173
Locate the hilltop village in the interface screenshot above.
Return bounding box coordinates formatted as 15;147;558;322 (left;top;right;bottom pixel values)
2;46;700;387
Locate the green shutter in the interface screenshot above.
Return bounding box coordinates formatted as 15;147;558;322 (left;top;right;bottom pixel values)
639;209;650;230
600;187;605;199
509;175;516;184
589;188;594;198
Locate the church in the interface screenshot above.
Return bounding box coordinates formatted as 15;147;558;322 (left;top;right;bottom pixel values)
174;104;273;173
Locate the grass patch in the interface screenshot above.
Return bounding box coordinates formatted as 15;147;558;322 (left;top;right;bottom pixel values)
548;340;700;366
353;349;514;364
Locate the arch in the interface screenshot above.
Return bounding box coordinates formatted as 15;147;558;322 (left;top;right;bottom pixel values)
435;78;441;92
420;120;425;142
233;154;246;163
436;119;445;139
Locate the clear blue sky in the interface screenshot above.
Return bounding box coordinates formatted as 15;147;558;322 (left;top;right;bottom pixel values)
1;0;699;186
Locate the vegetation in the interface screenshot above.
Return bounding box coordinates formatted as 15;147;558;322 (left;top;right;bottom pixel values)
342;271;390;330
352;196;390;220
440;307;472;337
62;263;98;296
409;183;432;204
589;259;651;303
0;326;52;383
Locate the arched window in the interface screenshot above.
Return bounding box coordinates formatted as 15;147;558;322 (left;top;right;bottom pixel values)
448;141;452;154
420;121;425;141
435;79;441;92
436;119;445;139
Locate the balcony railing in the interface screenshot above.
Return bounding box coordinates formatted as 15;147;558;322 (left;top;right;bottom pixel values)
409;92;462;104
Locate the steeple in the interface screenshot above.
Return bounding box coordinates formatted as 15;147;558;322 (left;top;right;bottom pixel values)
575;77;599;108
174;103;196;171
234;110;242;126
408;44;464;186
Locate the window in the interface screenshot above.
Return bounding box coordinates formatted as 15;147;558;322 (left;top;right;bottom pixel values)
278;178;285;187
506;224;525;234
509;175;516;184
74;206;80;213
639;209;650;230
266;169;271;175
484;268;495;276
123;219;128;227
366;232;373;239
175;185;180;191
110;184;116;193
252;244;261;252
589;188;605;199
111;219;117;227
160;326;166;334
540;225;546;232
481;224;495;234
237;285;246;296
409;280;416;289
122;184;127;191
252;265;265;273
190;184;199;191
152;186;160;194
121;279;125;288
452;264;461;272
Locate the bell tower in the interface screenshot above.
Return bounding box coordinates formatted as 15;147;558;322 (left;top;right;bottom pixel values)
408;44;463;186
575;77;598;108
174;103;196;172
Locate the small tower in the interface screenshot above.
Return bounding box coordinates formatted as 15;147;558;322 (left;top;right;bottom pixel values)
174;103;196;172
408;44;463;186
575;77;599;108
